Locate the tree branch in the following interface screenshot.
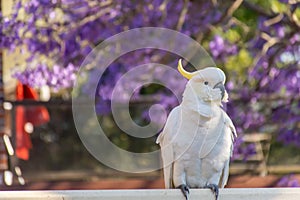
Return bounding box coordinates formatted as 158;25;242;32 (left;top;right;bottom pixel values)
176;0;189;31
158;0;170;22
226;0;244;19
263;13;284;27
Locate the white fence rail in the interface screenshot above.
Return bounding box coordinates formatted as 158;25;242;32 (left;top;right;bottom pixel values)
0;188;300;200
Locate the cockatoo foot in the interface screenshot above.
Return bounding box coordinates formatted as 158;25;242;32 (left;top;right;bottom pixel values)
205;184;219;200
177;184;190;200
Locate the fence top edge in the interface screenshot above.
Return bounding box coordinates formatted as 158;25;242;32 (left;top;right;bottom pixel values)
1;188;300;193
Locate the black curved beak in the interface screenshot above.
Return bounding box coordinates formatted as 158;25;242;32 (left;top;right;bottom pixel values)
213;82;225;100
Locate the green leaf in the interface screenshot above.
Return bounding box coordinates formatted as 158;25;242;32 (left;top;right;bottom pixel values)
225;29;241;43
271;0;287;13
226;49;253;72
295;7;300;19
225;49;253;78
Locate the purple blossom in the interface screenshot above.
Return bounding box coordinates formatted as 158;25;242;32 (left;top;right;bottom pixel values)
209;35;237;61
13;63;78;90
276;174;300;187
274;24;285;38
231;137;257;161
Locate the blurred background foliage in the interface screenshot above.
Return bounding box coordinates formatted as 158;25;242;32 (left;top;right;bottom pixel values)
1;0;300;176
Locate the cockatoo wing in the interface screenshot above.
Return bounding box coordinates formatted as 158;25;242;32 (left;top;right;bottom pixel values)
160;144;174;188
219;110;237;188
219;158;230;188
223;110;237;139
156;106;181;188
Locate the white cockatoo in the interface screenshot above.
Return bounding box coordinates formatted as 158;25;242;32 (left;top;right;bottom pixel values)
156;59;236;200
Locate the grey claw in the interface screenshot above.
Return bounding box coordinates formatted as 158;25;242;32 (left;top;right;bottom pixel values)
177;184;190;200
205;184;219;200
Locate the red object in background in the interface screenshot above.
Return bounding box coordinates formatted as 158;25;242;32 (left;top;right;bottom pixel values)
16;82;50;160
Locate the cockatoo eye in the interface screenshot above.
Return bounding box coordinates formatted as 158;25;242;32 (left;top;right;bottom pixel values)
204;81;209;85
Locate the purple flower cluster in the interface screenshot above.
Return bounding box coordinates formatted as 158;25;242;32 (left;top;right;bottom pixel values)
276;174;300;187
13;63;77;91
209;35;237;61
231;137;257;161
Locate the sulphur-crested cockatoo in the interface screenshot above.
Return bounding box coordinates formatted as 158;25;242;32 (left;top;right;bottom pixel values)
156;59;236;200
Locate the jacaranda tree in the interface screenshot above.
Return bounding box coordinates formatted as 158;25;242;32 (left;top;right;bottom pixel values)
1;0;300;159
